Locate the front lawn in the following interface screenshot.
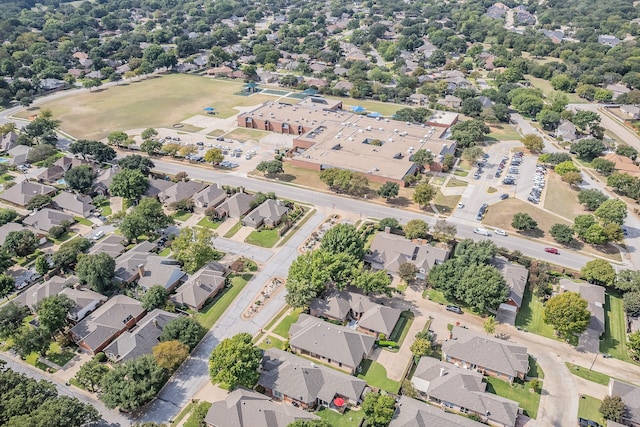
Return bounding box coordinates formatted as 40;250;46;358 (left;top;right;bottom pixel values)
272;308;302;339
245;228;280;248
158;247;171;256
223;222;243;238
172;211;192;221
528;356;544;379
74;216;93;226
257;336;286;351
600;292;633;362
46;341;76;367
484;377;541;419
197;275;251;329
316;407;365;427
578;395;605;426
356;359;401;394
197;216;222;229
565;363;610;386
515;287;557;340
184;402;212;427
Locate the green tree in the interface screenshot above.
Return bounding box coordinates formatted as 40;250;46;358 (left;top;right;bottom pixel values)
140;140;162;155
35;294;74;334
404;219;429;239
13;327;51;358
256;160;284;177
594;199;627;225
398;263;419;283
511;93;544;117
411;149;434;168
26;194;52;211
142;285;168;311
160;316;206;351
53;238;91;271
484;316;497;334
34;255;50;276
550;74;577;92
543;292;590;340
152;340;189;372
74;359;109;392
107;131;129;147
209;333;262;389
450;119;489;147
413;182;436;208
628;331;640;360
460;264;508;311
352;270;393;296
362;392;396;427
0;302;30;337
75;253;116;293
550;224;574;244
555;161;579;176
0;274;14;301
8;395;100;427
118;155;154;175
521;134;544;153
599;395;626;422
171;227;218;273
120;198;172;241
204;148;224;164
431;220;456;242
562;171;583;186
141;128;158;141
571;111;601;133
511;212;538;230
572;138;605;160
109;169;149;200
578;189;608;211
591;158;615;175
624;291;640;317
379;218;401;232
410;338;432;358
616;144;638;160
320;223;365;260
100;355;168;411
581;259;616;287
3;229;37;257
537;109;561;130
461;146;484;163
64;165;96;194
377;181;399;201
0;250;12;272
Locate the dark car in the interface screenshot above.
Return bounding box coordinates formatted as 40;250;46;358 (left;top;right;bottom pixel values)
446;305;463;314
500;193;509;200
544;247;559;254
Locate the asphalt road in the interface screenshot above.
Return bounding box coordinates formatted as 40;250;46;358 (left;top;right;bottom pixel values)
568;103;640;150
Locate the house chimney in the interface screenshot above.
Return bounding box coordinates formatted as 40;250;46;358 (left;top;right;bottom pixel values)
439;367;445;377
384;226;391;234
153;319;160;329
137;264;145;277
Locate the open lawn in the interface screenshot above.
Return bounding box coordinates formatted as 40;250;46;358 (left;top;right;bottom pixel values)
158;247;171;256
172;211;192;221
515;287;557;340
197;216;222;229
20;75;275;140
74;216;93;226
544;172;582;220
98;201;112;216
601;293;634;363
46;342;76;367
578;395;605;426
223;127;269;142
272;308;302;339
316;407;365;427
430;191;460;216
357;359;401;393
485;377;541;419
446;177;468;188
0;174;15;184
525;75;584;104
257;335;286;351
487;125;521;141
280;163;324;188
197;275;251;329
245;228;280;248
184;402;212;427
566;363;610;386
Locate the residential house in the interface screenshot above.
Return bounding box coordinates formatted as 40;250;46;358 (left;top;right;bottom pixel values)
241;199;289;228
104;309;179;363
609;379;640;426
171;263;227;311
365;231;450;280
309;290;402;339
145;178;175;198
486;3;509;19
559;279;605;353
258;348;368;410
92;167;118;196
603;153;640;178
52;192;95;217
113;241;157;284
158;180;206;206
541;29;564;44
491;257;528;323
557;120;577;141
0;180;56;207
621;105;640;120
60;286;109;323
193;184;227;210
137;256;186;292
54;156;91;172
206;66;233;77
40;78;66;91
69;295;145;354
289;314;376;374
390;396;486;427
513;5;535;25
22;208;75;233
88;234;127;258
15;275;79;310
0;223;27;246
8;145;31;166
442;326;529;383
411;357;519;427
607;83;630;100
215;192;256;219
409;93;429;106
438;95;462;109
204;388;319;427
598;35;622;47
478;96;494;109
333;80;353;92
0;131;18;152
37;165;66;183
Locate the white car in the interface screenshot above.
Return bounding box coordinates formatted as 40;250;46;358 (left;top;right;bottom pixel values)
473;227;490;236
457;203;465;209
494;228;507;236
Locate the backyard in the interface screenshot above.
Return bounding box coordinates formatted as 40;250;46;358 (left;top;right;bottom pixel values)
197;274;251;329
515;287;557;339
484;377;541;419
316;407;365;427
600;293;633;362
356;359;401;393
578;395;605;426
272;308;302;339
245;227;281;248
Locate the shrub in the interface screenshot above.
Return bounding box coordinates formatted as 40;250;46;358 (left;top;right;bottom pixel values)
94;352;106;362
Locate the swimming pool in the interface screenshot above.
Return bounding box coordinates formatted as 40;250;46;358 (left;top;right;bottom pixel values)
56;179;66;185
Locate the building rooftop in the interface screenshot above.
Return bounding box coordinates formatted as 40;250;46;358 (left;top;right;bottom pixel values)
391;396;485;427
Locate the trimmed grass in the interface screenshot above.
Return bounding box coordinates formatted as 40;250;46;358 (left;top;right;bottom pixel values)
565;363;610;386
158;247;171;256
20;75;276;140
430;191;460;215
485;377;541;419
264;306;289;331
482;198;572;239
578;395;605;426
74;216;93;226
356;359;401;393
197;275;251;329
454;169;469;177
25;352;53;372
280;163;323;188
446;177;468;188
487;125;521;141
528;356;545;379
245;228;280;248
316;407;365;427
170;401;197;427
0;174;15;184
277;208;315;247
51;231;76;244
389;310;415;346
224;127;269;142
172;211;192;221
184;402;212;427
46;342;76;367
197;216;222;229
272;308;302;339
257;335;286;350
515;287;557;340
600;293;633;362
544;172;582;221
525;75;583;103
223;222;243;238
99;201;112;216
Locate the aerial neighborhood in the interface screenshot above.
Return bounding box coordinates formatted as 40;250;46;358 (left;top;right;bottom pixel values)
2;0;640;426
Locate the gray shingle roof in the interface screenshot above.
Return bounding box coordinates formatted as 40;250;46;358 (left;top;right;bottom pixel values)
171;264;226;309
103;309;179;363
59;286;107;320
391;396;485;427
88;234;126;258
491;256;528;308
15;275;79;309
610;379;640;424
145;178;174;197
158;180;206;205
113;242;156;283
52;192;95;217
8;145;30;166
0;222;27;246
258;348;367;405
204;388;319;427
216;192;256;218
412;357;519;426
559;279;605;353
0;180;55;207
366;232;450;276
242;199;289;227
22;208;74;232
193;184;227;208
137;256;186;291
289;314;376;369
443;326;529;378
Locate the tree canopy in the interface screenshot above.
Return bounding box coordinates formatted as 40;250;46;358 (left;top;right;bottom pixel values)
64;165;96;194
109;169;149;200
581;259;616;287
76;253;116;293
320;223;365;260
543;292;590;340
209;333;262;389
160;316;206;351
171;226;219;273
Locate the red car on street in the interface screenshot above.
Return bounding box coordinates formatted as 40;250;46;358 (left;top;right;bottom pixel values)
544;247;559;254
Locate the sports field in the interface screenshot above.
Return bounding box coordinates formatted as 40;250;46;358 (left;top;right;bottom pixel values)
18;74;274;140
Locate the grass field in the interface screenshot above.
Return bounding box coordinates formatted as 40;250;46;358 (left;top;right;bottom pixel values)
601;293;633;362
430;190;461;215
197;275;251;329
272;308;302;338
223;127;269;142
482;198;572;239
245;228;280;247
446;177;468;188
317;407;365;427
566;363;611;386
485;377;541;419
196;216;222;229
515;287;557;340
544;172;582;220
172;211;192;221
524;75;583;104
74;216;93;226
45;342;76;367
487;125;521;141
578;395;605;425
356;359;401;393
20;75;275;140
257;335;286;351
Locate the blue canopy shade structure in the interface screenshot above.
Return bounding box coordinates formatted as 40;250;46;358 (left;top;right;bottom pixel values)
203;107;215;112
302;88;318;96
366;112;382;118
351;106;366;113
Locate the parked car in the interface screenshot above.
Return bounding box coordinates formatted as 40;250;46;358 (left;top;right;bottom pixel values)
544;247;560;254
457;203;465;209
494;228;507;236
446;305;463;314
473;227;490;236
500;193;509;200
